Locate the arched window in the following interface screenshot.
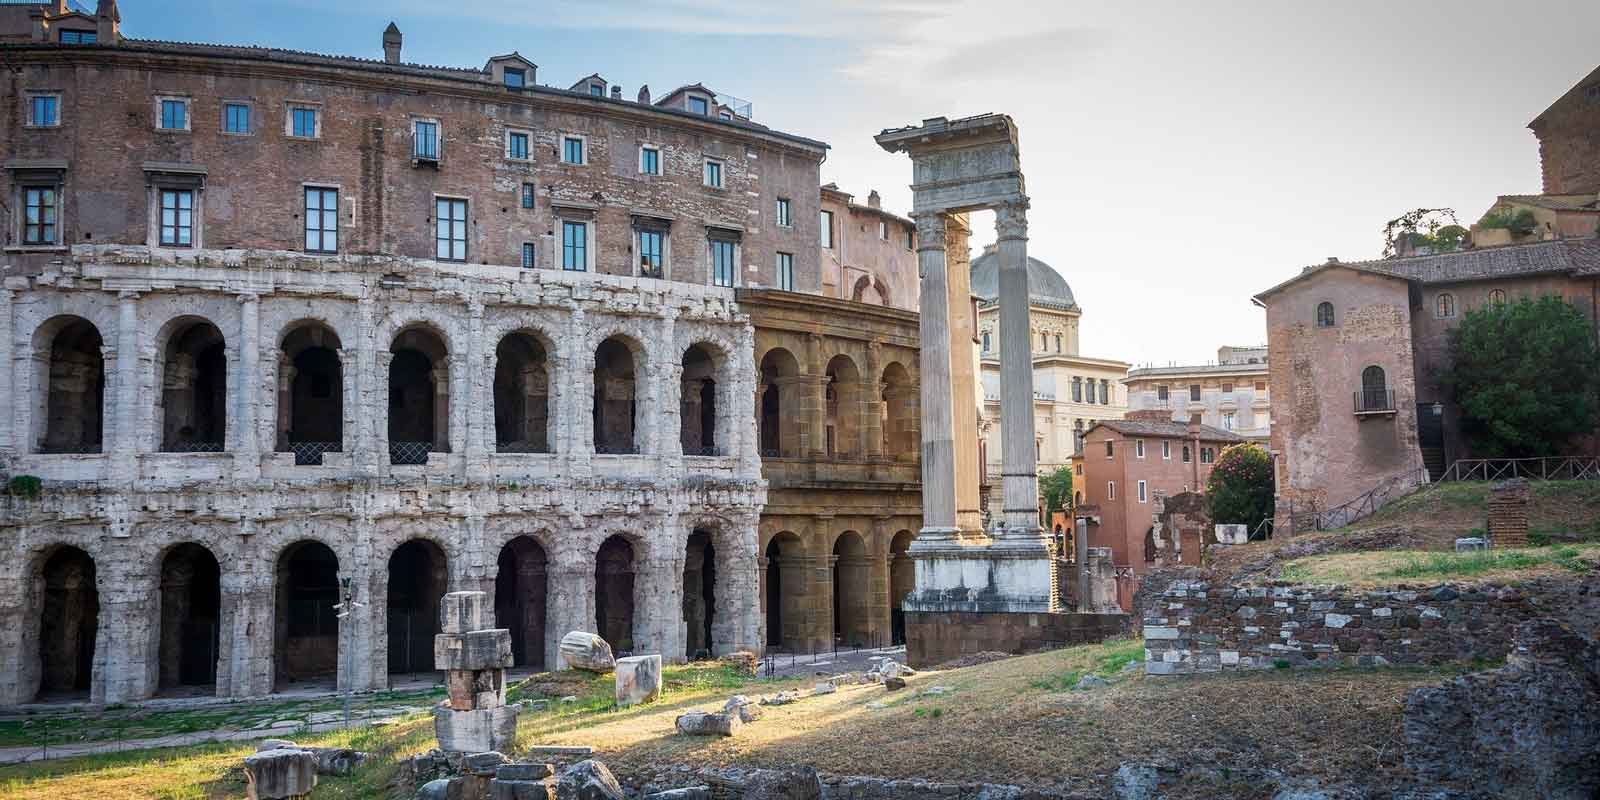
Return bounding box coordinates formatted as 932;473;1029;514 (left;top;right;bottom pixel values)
1435;293;1455;318
1055;334;1062;353
1360;365;1389;412
1488;288;1506;305
1315;302;1335;328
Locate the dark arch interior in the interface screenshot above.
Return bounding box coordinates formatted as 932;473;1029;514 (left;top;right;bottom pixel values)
161;320;227;452
758;348;799;457
495;536;548;669
387;539;447;674
42;318;105;454
390;327;449;463
274;540;339;688
37;546;98;698
159;543;221;690
682;529;716;659
593;337;637;454
889;531;915;646
832;532;868;647
595;535;635;653
681;345;717;455
825;355;861;457
495;332;550;453
280;324;343;461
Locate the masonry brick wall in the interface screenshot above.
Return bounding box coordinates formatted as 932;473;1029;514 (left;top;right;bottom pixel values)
1142;578;1542;674
905;610;1130;668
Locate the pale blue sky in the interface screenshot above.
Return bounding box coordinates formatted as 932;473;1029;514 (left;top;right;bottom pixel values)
121;1;1600;365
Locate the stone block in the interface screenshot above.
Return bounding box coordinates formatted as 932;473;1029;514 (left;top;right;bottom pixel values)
497;763;555;781
433;703;519;754
741;766;823;800
1143;626;1180;639
674;710;741;736
1454;537;1487;552
491;779;554;800
555;759;624;800
440;591;491;635
464;751;510;776
559;631;616;672
435;630;515;671
614;654;662;707
243;748;318;800
644;788;710;800
722;695;761;723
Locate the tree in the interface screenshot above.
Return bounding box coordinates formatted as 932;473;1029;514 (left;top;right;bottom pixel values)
1205;443;1274;533
1382;208;1462;258
1447;295;1600;457
1039;465;1074;521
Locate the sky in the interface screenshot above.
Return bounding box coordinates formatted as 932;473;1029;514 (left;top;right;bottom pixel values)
121;0;1600;366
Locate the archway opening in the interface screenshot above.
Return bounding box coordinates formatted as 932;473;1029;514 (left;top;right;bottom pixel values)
683;529;716;659
832;531;869;648
825;355;861;458
680;345;718;455
390;326;449;464
160;319;227;452
40;317;105;453
274;541;339;689
158;543;221;691
758;348;800;457
495;332;550;453
889;531;915;646
387;539;447;675
495;536;548;670
595;535;635;653
279;322;343;464
593;337;637;454
762;532;804;651
881;361;916;461
37;546;98;699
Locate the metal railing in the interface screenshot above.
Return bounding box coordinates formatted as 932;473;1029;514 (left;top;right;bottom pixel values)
164;440;225;453
495;441;549;454
37;442;103;455
1290;467;1425;532
1354;389;1396;413
683;445;724;457
389;441;430;465
1436;456;1600;482
287;441;341;466
593;443;639;455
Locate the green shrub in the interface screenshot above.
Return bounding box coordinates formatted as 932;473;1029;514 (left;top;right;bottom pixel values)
7;475;41;500
1477;207;1538;236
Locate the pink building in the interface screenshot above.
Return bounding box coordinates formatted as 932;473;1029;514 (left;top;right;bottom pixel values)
819;184;919;311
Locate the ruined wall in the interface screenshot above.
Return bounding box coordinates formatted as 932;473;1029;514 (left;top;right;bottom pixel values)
905;610;1130;668
1531;68;1600;195
1142;578;1543;674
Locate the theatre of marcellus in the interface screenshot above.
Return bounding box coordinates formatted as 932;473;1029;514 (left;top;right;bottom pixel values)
0;1;925;705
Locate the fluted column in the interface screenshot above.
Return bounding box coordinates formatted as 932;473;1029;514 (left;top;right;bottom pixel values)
913;213;957;535
995;200;1042;537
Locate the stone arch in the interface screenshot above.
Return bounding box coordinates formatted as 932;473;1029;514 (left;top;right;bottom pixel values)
593;334;643;454
682;527;718;659
32;544;99;699
155;316;227;452
494;535;549;669
155;542;222;691
880;360;917;461
495;329;553;453
387;538;448;675
851;273;891;307
758;347;801;457
680;341;727;456
277;320;344;463
825;354;863;458
889;530;915;646
594;533;638;653
34;315;105;454
762;530;806;651
273;539;340;689
831;530;869;648
389;324;451;463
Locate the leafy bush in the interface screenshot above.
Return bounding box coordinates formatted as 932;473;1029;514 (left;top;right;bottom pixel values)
7;475;42;500
1205;444;1274;533
1476;207;1538;236
1039;465;1073;517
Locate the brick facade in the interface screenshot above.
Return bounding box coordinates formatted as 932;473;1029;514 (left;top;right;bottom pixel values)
1530;63;1600;196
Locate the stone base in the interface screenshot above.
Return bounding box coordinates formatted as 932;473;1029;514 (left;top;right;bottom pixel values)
904;610;1130;668
614;654;662;707
433;703;519;754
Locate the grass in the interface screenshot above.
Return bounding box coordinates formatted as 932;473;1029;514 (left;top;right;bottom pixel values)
1028;638;1143;691
1280;542;1600;587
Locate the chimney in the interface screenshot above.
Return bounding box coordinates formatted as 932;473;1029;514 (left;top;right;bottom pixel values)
29;8;45;42
867;190;881;209
1187;413;1202;437
610;85;622;100
382;22;402;64
95;0;120;43
637;85;651;104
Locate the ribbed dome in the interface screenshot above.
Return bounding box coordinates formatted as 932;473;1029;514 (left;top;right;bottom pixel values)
969;249;1077;310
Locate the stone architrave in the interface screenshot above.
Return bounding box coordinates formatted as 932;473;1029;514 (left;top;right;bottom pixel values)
614;653;662;707
433;591;518;754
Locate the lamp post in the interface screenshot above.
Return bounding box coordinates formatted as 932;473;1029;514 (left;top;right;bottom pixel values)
332;576;366;728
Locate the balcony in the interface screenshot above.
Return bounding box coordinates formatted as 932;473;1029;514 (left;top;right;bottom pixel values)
1354;389;1396;416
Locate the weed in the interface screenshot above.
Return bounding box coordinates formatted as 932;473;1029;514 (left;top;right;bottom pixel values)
1273;659;1291;670
930;707;942;719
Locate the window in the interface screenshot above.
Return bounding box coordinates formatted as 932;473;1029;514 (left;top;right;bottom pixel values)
688;96;709;115
1222;412;1235;431
503;68;526;89
820;210;834;248
637;229;663;278
1316;301;1335;327
1201;447;1216;464
1100;380;1109;405
1074;463;1083;476
1072;376;1083;403
1138;480;1148;503
719;110;732;120
1157;385;1169;401
22;187;57;245
1222;382;1233;394
1435;293;1456;318
1189;384;1201;402
290;106;318;138
776;251;794;291
59;29;96;44
159;98;188;131
562;221;587;271
224;103;251;134
1055;334;1062;352
1040;332;1048;350
159;189;194;246
878;220;887;239
304;187;338;253
1360;365;1388;411
435;197;467;261
703;158;723;188
1587;83;1600;104
982;332;991;352
1182;445;1192;463
589;84;604;97
414;120;439;160
710;238;736;287
639;146;660;175
776;198;792;227
906;228;915;250
562;136;584;164
507;131;531;161
521;242;535;269
520;183;536;209
1162;441;1171;460
29;94;59;127
1104;440;1114;458
1489;288;1506;305
1135;439;1145;459
1107;481;1116;500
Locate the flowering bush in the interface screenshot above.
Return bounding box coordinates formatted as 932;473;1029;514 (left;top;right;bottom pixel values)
1205;443;1273;533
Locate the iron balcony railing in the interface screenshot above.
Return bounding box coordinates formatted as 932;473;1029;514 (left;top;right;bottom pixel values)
165;440;225;453
389;441;431;465
1354;389;1396;413
287;441;341;466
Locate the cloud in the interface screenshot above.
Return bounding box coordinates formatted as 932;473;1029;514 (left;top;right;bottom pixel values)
841;26;1109;87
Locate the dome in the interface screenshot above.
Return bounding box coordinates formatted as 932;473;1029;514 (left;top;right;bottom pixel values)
968;248;1077;310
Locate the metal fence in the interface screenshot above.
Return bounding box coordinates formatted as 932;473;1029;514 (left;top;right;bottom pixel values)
286;441;340;466
165;440;225;453
389;441;431;465
1290;467;1425;533
1436;456;1600;482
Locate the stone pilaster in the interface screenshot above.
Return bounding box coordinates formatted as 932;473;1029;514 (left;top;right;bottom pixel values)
354;296;378;475
0;290;14;456
110;291;141;482
234;293;261;478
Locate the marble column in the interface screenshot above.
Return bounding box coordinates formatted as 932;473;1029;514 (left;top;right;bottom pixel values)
995;201;1042;537
913;212;958;536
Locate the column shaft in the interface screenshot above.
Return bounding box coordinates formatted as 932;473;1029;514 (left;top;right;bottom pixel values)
995;202;1041;534
913;213;957;533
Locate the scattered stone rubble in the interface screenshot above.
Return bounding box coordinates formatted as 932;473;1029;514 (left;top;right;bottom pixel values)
434;592;518;754
560;631;617;672
615;654;662;708
241;739;371;799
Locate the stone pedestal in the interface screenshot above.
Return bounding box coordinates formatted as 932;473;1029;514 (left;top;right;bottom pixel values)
614;654;661;707
433;591;518;754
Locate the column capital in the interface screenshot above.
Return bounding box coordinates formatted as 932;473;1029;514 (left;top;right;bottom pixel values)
994;200;1030;241
911;213;947;251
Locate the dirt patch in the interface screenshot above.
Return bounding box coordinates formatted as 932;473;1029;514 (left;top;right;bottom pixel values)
931;650;1014;670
